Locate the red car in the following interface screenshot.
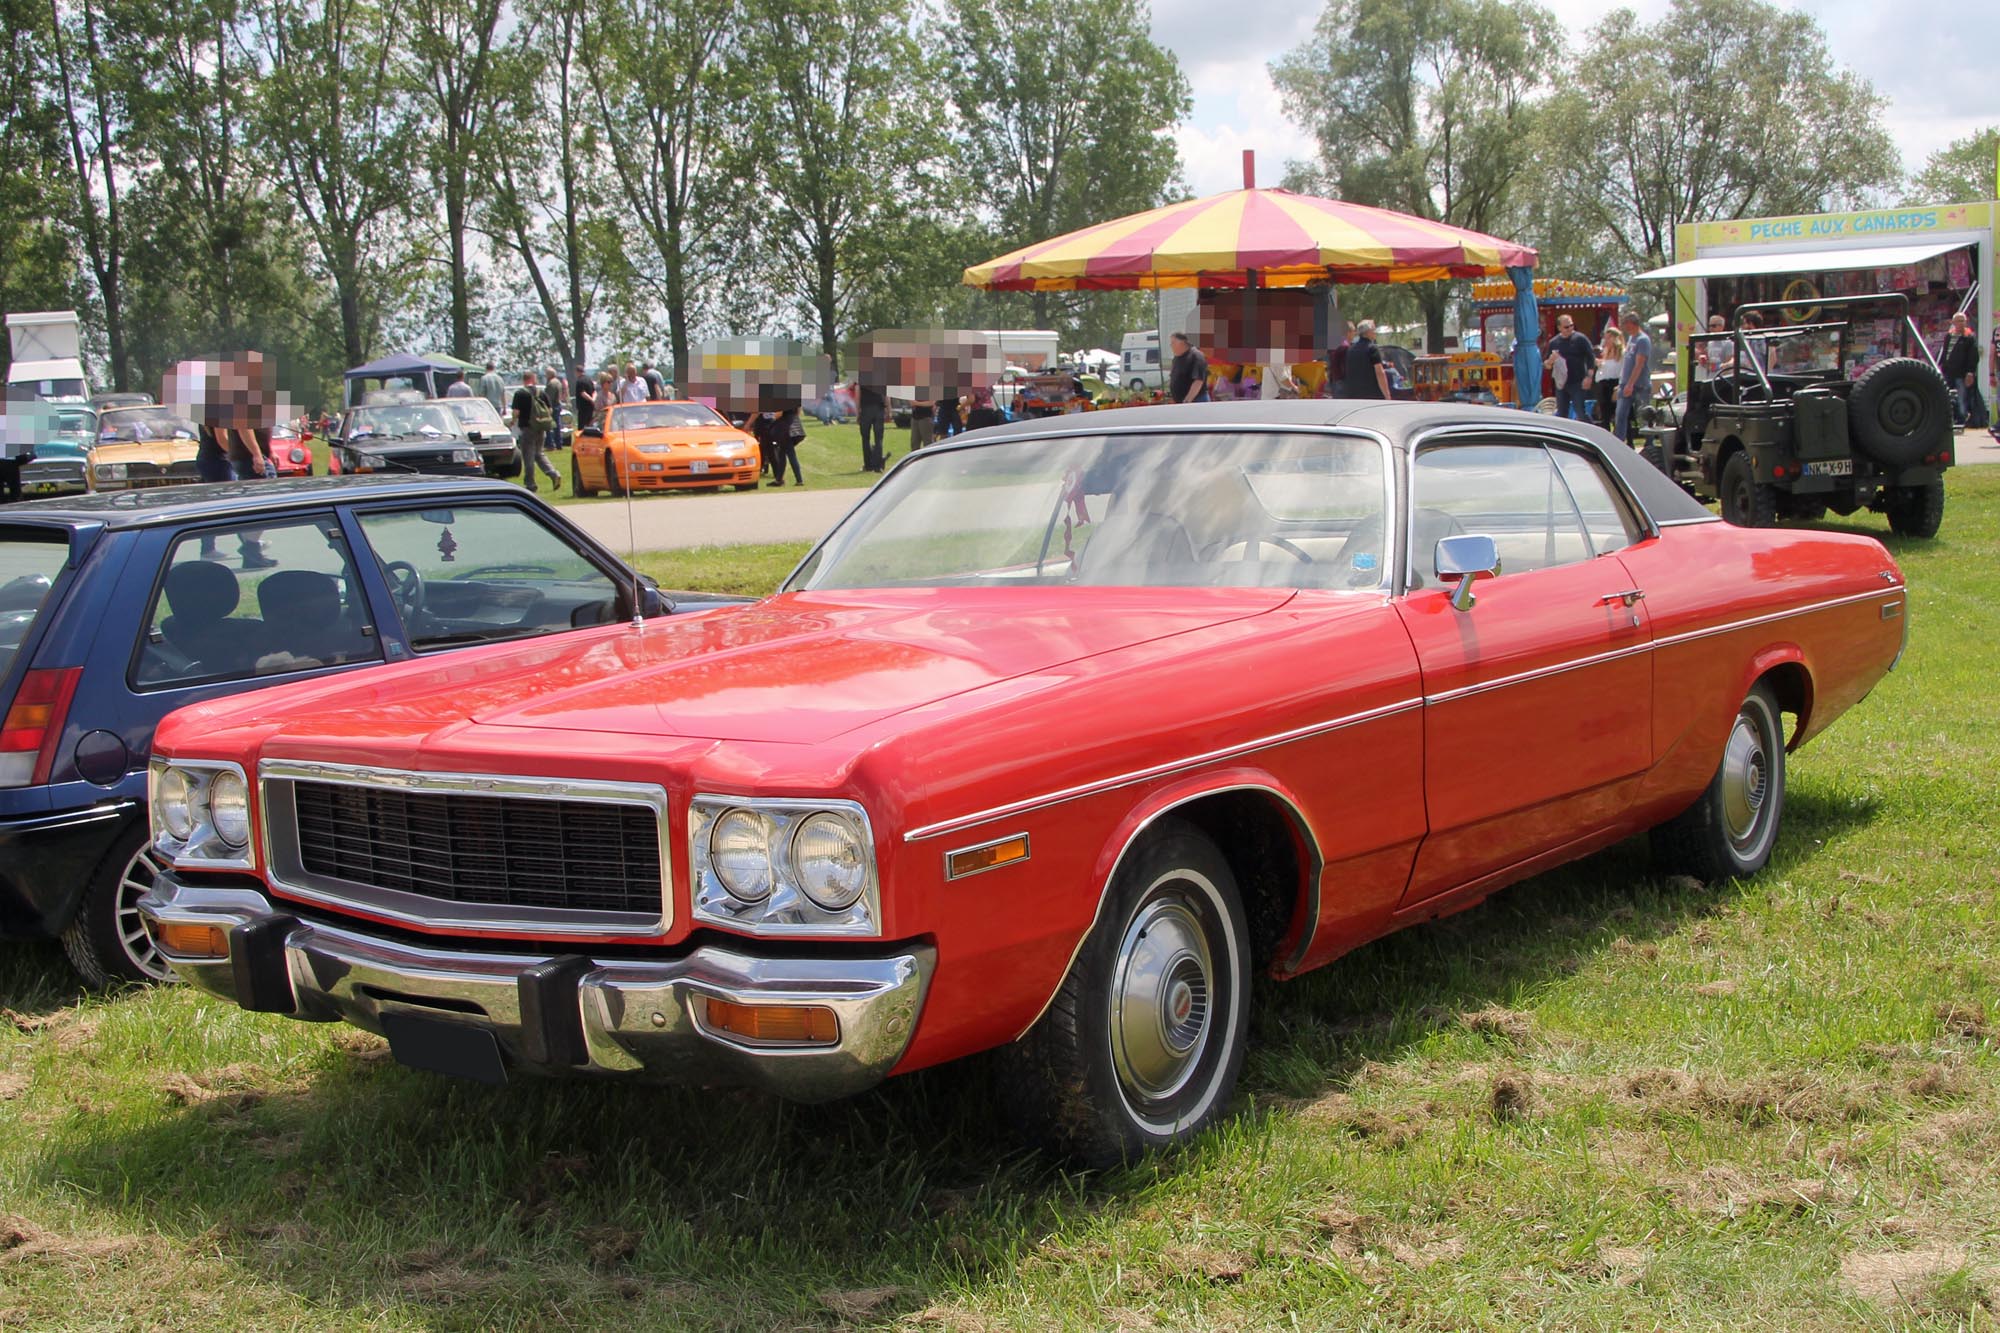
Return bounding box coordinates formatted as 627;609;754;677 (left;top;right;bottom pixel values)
139;402;1907;1163
269;421;314;478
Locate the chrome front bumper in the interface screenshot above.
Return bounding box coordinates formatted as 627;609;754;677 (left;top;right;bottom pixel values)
139;873;932;1103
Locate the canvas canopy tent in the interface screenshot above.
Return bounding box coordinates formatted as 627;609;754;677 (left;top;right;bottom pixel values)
342;353;475;408
964;184;1542;402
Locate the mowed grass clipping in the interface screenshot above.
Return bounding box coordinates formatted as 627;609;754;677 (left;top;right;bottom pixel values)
2;471;1998;1331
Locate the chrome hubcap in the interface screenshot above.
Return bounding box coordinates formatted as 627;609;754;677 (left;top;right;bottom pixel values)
1720;712;1769;849
1110;893;1213;1103
118;843;172;982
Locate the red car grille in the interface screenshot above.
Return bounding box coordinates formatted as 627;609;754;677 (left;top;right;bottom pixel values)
289;781;664;917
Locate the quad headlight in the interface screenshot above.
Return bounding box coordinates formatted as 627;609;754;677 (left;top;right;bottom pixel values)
690;797;878;936
149;758;255;868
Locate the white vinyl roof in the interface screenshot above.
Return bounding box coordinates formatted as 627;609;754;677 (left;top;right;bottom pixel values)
5;357;86;383
1635;240;1964;281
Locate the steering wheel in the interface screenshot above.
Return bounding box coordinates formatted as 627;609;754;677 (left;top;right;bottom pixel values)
1240;536;1313;564
383;559;426;614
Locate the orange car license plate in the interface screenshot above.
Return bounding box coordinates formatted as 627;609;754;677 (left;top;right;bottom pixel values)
690;460;709;474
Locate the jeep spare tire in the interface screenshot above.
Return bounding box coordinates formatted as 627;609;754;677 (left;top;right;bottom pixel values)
1847;357;1951;470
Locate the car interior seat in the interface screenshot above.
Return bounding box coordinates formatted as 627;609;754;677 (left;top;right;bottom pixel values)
157;560;266;678
1071;507;1195;585
256;568;370;669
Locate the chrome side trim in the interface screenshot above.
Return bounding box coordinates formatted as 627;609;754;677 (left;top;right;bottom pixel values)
1654;515;1723;527
257;758;674;937
1014;781;1324;1041
1422;586;1902;706
903;696;1422;843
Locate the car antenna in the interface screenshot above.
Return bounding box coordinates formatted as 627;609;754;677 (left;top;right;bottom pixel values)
625;431;644;629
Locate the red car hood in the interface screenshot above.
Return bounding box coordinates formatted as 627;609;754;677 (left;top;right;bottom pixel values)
447;587;1295;745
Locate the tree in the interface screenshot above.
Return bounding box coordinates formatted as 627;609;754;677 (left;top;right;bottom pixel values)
1272;0;1559;349
0;0;82;369
742;0;940;374
947;0;1188;330
406;0;503;360
1543;0;1899;273
583;0;744;382
47;0;138;388
1910;128;2000;206
247;0;415;367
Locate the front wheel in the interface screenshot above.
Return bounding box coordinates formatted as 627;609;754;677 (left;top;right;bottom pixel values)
1650;683;1787;882
1884;478;1944;538
997;819;1251;1166
61;824;175;987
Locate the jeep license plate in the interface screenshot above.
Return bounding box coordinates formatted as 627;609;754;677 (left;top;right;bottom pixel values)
1802;459;1852;477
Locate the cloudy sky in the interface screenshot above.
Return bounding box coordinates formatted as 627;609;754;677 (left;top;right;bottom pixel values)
1155;0;2000;199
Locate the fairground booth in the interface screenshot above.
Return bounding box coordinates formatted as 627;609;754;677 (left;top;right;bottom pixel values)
963;156;1543;408
1641;202;1998;393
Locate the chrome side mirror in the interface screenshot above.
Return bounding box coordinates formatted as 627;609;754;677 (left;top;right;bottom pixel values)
1435;534;1501;612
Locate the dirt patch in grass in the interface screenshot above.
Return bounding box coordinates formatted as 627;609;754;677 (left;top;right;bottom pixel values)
0;1215;147;1268
0;1070;26;1101
1840;1245;1974;1304
1460;1005;1534;1043
1936;1002;1991;1042
816;1285;906;1318
1489;1071;1533;1121
159;1063;272;1113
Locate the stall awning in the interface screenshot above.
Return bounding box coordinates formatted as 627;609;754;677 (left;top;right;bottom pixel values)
1635;240;1964;282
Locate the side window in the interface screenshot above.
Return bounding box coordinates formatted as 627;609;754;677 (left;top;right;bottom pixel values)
137;518;381;689
1549;448;1642;555
352;504;619;651
1408;443;1592;587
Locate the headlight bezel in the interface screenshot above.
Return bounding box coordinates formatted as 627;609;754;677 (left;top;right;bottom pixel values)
690;796;879;937
149;757;255;869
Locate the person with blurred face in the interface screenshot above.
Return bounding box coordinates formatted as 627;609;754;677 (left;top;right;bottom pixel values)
620;361;647;404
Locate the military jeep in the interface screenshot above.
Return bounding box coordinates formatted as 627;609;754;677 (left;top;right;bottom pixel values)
1638;295;1955;538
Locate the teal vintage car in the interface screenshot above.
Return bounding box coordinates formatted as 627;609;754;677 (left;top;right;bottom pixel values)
18;404;95;495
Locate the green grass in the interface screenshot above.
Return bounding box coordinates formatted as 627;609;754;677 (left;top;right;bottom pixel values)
4;474;2000;1329
632;542;813;597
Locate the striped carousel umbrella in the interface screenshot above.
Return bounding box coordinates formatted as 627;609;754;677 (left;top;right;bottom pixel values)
962;188;1537;292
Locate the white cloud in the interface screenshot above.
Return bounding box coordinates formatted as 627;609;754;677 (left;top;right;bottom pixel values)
1158;0;2000;198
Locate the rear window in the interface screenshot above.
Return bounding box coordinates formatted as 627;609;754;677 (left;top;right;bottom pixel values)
0;529;70;678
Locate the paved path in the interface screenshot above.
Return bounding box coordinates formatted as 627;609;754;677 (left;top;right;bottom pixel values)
1955;426;2000;466
565;486;864;554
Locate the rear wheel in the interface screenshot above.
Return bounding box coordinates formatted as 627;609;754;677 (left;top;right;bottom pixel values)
1720;452;1779;528
61;824;174;988
605;451;625;497
1651;683;1787;882
1884;478;1945;538
570;452;594;498
997;819;1251;1166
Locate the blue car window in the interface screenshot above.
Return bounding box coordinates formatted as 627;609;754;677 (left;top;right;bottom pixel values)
136;518;382;689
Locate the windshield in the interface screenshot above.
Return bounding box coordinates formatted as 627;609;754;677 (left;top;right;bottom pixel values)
53;410;95;440
347;405;461;442
440;397;505;428
97;409;197;443
789;431;1390;592
608;403;727;431
0;528;68;682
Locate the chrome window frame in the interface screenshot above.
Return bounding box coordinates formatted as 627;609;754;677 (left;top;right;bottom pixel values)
1401;424;1661;596
258;758;673;936
781;423;1399;596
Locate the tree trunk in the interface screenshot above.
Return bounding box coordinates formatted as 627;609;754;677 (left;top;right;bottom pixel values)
446;181;471;360
816;240;840;379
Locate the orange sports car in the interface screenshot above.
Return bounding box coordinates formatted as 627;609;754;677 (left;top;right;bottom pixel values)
570;400;761;496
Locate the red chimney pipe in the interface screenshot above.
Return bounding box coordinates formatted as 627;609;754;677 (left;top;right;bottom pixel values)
1242;150;1256;191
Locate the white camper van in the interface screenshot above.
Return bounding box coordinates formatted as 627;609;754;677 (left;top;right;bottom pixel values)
1120;330;1161;392
5;311;87;400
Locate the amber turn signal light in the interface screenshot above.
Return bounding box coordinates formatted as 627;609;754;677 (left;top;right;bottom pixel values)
946;834;1030;880
703;998;838;1046
157;922;229;959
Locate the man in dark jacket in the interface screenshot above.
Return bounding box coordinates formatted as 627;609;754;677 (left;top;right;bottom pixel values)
1942;312;1986;427
1168;332;1210;403
1326;321;1356;398
1341;321;1389;399
1549;315;1596;421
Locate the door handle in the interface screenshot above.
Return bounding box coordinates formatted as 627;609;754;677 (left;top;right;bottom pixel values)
1597;589;1645;608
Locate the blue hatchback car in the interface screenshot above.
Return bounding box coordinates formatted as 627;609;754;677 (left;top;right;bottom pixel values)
0;476;735;986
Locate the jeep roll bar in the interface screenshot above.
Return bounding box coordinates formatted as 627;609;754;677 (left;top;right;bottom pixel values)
1694;292;1941;404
